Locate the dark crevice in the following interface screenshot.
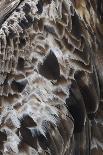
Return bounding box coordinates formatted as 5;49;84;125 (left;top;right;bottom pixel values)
36;0;43;14
74;71;99;115
39;50;60;80
66;80;86;133
11;79;28;93
20;114;37;128
71;11;82;39
17;57;25;70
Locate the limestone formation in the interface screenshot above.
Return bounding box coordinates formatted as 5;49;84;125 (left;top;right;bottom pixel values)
0;0;102;154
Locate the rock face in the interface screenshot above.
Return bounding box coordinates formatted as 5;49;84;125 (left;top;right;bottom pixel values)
0;0;102;154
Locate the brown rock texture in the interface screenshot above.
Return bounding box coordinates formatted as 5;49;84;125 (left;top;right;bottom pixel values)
0;0;102;155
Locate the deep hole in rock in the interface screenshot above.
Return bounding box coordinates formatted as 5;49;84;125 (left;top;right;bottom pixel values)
39;50;60;80
11;79;28;93
17;57;25;70
20;114;37;127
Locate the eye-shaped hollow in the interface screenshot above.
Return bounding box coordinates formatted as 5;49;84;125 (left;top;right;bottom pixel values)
20;114;37;128
66;80;86;133
11;79;28;93
38;50;60;80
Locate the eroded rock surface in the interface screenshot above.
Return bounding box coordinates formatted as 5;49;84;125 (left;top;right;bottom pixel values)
0;0;102;154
